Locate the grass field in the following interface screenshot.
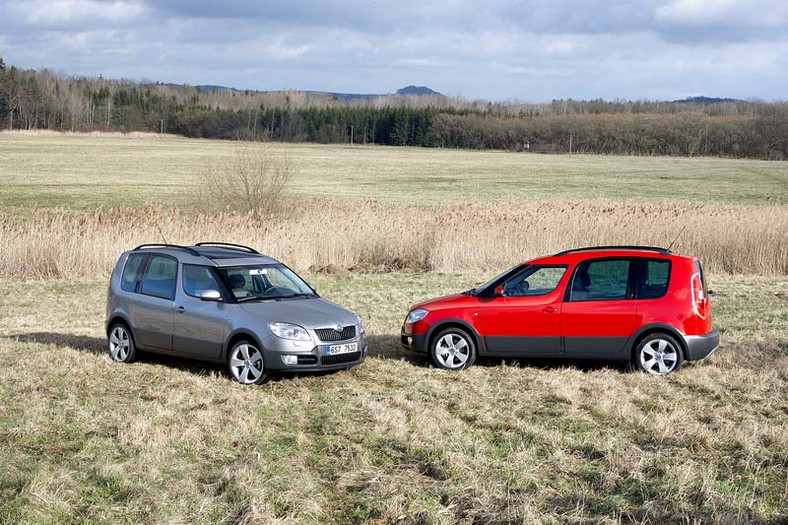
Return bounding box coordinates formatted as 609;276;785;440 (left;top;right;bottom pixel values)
1;273;787;523
1;131;787;209
1;131;787;523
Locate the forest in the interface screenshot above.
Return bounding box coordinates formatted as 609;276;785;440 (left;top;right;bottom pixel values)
1;57;787;159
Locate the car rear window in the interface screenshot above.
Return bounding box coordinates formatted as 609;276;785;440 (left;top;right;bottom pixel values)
120;253;145;292
637;259;671;299
140;255;177;300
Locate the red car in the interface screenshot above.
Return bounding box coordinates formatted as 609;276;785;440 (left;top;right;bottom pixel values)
401;246;719;375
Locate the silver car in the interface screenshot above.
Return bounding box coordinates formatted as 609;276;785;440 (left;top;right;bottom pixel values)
105;242;367;384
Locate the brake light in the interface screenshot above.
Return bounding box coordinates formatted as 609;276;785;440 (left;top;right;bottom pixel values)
691;273;706;318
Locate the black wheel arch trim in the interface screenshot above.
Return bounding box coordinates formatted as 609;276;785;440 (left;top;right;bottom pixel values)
223;329;265;361
425;318;486;354
625;323;687;358
106;313;134;336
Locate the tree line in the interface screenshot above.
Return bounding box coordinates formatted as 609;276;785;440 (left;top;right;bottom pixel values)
1;57;787;159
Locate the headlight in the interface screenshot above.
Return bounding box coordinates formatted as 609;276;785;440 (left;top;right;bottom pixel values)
268;322;312;341
356;315;366;335
406;309;429;323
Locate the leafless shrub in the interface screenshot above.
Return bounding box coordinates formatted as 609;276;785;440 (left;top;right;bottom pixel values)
193;146;293;221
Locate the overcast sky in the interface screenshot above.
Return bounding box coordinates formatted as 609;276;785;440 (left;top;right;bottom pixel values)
1;0;786;101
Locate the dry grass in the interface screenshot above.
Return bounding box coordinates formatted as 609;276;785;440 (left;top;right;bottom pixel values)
2;132;787;209
0;273;786;523
1;200;787;280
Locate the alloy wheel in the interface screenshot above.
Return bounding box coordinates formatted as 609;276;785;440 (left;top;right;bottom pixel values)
639;338;679;375
435;333;470;369
229;343;265;384
109;325;130;362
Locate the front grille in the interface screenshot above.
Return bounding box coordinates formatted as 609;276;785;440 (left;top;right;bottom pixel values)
315;325;356;342
321;352;361;365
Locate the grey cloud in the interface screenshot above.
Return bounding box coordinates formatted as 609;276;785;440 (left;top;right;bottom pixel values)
0;0;786;101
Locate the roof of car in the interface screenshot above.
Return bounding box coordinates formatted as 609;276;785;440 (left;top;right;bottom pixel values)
528;246;690;265
129;243;280;267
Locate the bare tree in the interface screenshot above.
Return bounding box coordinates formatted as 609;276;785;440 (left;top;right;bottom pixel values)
194;146;294;221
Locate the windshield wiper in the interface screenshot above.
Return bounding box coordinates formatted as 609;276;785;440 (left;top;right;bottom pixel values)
238;292;315;302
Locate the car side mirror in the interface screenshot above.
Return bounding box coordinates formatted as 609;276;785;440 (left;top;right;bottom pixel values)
494;285;505;297
199;289;222;302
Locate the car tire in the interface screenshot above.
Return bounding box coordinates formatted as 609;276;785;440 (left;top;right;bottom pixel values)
108;322;137;363
634;333;683;376
430;327;476;370
227;339;267;385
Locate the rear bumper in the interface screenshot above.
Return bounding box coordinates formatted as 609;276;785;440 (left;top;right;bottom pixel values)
684;329;720;361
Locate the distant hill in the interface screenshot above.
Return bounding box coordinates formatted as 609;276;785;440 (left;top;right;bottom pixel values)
158;82;442;100
396;85;442;96
673;96;743;104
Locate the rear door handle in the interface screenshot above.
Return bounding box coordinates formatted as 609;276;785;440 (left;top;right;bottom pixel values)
177;306;185;313
542;306;558;314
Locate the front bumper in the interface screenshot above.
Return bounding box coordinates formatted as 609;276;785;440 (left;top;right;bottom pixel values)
684;329;720;361
400;330;428;354
262;334;368;372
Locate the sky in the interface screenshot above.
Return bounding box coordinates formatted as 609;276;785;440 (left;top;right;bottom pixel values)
0;0;787;101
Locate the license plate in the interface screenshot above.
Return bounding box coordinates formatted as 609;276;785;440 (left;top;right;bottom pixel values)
326;342;357;355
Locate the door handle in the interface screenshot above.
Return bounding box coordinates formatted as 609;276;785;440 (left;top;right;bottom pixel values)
542;306;558;314
177;306;185;313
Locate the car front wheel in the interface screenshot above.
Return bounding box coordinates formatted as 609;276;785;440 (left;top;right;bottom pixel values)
228;340;267;385
431;327;476;370
634;333;683;375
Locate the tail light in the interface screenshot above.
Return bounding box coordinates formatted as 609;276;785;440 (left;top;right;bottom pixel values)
691;273;707;318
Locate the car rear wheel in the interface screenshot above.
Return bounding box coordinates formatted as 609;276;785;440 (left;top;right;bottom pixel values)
635;333;683;375
108;323;137;363
431;328;476;370
228;340;267;385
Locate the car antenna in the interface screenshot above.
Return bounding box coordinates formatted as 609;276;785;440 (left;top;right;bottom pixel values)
155;221;168;245
666;225;687;252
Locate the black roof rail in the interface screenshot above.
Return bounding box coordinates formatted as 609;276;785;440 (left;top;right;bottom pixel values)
555;245;671;256
133;243;201;256
195;242;260;254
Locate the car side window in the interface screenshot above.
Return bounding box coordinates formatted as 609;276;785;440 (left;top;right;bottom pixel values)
570;259;631;301
503;266;567;297
139;255;177;300
637;259;671;299
183;265;222;298
120;254;145;292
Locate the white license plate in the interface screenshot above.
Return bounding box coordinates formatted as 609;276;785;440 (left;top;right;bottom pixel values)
326;342;357;355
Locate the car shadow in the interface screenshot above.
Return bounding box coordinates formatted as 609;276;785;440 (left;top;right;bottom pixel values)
6;332;627;376
7;331;227;377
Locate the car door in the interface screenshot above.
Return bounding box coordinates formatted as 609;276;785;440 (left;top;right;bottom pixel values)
560;257;638;358
479;265;568;356
130;254;177;351
171;264;228;360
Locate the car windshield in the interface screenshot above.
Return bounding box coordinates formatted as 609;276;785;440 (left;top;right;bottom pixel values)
216;264;315;301
466;263;523;295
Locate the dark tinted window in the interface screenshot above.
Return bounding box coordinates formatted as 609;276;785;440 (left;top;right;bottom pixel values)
120;254;144;292
503;266;567;297
637;259;671;299
183;265;221;298
140;255;177;300
570;259;630;301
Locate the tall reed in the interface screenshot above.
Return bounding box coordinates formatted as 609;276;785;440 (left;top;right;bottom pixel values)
1;200;786;279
